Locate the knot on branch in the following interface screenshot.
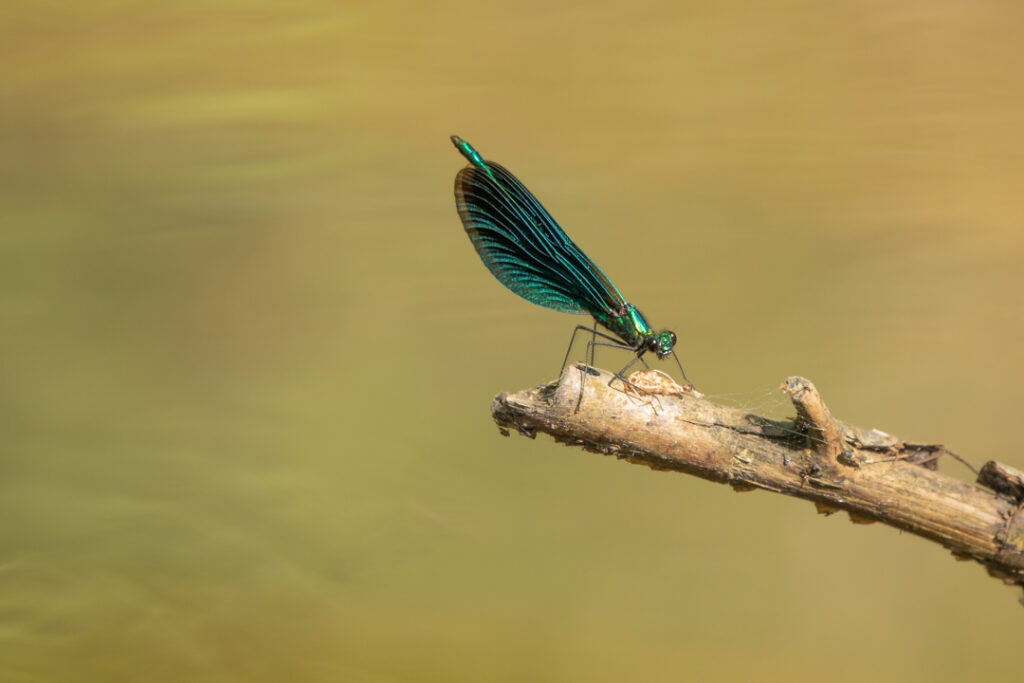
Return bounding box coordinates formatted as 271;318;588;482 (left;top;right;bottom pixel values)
978;461;1024;504
781;376;842;460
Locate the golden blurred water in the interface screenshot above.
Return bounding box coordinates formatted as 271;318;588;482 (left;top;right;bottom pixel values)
2;2;1023;681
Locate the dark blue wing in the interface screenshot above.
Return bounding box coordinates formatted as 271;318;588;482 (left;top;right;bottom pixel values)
453;160;625;316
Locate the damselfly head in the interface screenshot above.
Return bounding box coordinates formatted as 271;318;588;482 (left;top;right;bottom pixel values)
646;330;677;359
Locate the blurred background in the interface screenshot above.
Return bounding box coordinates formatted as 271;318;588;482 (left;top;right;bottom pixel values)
2;1;1022;681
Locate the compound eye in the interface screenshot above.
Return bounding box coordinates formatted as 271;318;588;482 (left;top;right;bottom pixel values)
647;337;660;352
667;331;677;347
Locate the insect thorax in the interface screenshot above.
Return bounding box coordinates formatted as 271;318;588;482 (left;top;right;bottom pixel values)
595;303;653;348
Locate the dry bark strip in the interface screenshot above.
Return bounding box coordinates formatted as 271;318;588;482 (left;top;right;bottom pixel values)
491;364;1024;602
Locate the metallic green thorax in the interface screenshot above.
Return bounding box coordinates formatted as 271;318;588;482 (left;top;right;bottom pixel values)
594;304;650;344
594;303;676;358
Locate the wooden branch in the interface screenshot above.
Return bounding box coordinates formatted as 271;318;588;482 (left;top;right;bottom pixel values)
491;364;1024;601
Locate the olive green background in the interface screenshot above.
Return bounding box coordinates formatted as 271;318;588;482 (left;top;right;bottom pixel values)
2;2;1022;681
